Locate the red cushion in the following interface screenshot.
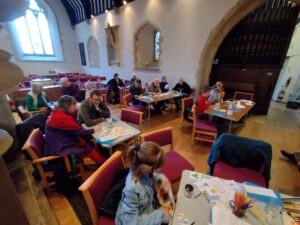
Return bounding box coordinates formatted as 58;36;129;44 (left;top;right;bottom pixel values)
195;120;217;133
129;105;145;112
98;216;115;225
213;161;266;187
161;151;194;183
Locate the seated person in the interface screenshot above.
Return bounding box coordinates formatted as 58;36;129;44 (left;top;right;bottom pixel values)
45;95;106;165
25;83;48;112
60;77;81;101
78;89;110;127
128;79;144;104
160;76;169;93
115;142;172;225
183;86;211;122
173;78;192;111
208;88;222;104
84;81;97;100
209;81;225;104
130;73;138;85
107;73;125;104
146;79;161;93
146;79;164;112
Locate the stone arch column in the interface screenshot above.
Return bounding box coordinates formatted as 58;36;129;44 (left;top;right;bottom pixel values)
195;0;300;95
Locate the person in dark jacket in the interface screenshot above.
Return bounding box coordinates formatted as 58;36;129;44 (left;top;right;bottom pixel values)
45;95;106;165
160;76;169;93
60;77;81;101
173;78;192;111
128;79;144;104
130;73;138;85
78;89;110;127
107;73;125;104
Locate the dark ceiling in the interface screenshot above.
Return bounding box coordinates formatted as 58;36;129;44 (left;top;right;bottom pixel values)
60;0;134;25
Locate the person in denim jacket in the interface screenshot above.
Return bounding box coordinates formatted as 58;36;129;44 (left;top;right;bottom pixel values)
115;142;172;225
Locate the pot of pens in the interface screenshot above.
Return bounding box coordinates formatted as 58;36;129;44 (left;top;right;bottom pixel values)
230;192;253;218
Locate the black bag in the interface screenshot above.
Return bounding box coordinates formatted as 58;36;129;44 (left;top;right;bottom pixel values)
98;169;129;218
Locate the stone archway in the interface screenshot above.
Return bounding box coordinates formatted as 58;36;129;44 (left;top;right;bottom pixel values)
196;0;300;94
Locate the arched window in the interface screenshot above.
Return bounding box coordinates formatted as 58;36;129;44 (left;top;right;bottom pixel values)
10;0;63;61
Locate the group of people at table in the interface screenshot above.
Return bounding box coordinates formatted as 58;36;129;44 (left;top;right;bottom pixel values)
22;73;228;225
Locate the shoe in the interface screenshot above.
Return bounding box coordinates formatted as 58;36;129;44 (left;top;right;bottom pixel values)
281;150;296;163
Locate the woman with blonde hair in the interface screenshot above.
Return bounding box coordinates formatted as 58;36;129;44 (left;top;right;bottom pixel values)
115;142;173;225
25;83;48;111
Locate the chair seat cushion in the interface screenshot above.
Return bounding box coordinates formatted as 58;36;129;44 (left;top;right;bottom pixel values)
213;161;266;187
129;104;145;112
161;151;194;183
195;120;217;133
98;216;115;225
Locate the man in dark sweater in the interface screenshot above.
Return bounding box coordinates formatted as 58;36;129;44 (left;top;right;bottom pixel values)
128;79;143;104
78;89;110;127
60;77;81;101
172;78;193;111
107;73;125;104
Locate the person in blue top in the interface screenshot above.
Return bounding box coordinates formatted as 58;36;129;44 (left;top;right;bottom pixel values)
115;142;172;225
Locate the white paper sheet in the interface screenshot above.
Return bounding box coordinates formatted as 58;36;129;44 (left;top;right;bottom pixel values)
244;184;277;198
212;204;250;225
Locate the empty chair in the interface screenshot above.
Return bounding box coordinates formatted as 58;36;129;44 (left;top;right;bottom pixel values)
233;91;254;101
79;77;89;82
79;151;126;225
68;77;77;83
90;77;98;82
22;129;85;194
192;105;218;143
181;97;194;127
99;76;107;81
23;80;31;88
140;127;194;183
120;108;143;130
123;93;145;112
208;133;272;187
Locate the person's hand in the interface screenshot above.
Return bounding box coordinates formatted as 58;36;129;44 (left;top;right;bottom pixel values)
163;206;171;222
93;124;102;132
160;176;171;193
40;107;47;113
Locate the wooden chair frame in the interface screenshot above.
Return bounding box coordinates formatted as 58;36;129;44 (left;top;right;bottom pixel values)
181;97;194;127
79;151;125;225
191;105;217;143
233;91;254;101
22;128;85;195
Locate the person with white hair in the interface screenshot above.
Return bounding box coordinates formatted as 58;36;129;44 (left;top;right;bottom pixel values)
60;77;81;101
147;78;161;93
84;81;97;100
25;83;48;112
130;73;138;85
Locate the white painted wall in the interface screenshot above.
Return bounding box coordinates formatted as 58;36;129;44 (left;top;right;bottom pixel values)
272;23;300;102
0;0;82;76
75;0;238;89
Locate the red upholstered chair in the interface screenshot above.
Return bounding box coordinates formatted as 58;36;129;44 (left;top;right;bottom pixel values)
140;127;194;183
233;91;254;101
124;79;130;85
23;80;31;88
22;129;85;195
68;78;77;83
181;97;194;127
123;93;145;113
213;161;266;187
90;77;98;82
120;108;143;130
79;77;89;82
192;105;218;143
79;151;126;225
99;76;107;81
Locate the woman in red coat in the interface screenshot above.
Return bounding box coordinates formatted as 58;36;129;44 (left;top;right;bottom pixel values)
196;86;212;114
45;95;106;165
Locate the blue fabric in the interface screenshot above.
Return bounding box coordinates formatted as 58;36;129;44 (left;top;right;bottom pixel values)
115;170;167;225
212;110;226;117
96;137;117;146
207;133;272;187
232;107;241;112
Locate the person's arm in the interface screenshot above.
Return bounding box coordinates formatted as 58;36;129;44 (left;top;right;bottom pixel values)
66;128;94;137
172;83;178;91
117;190;167;225
119;79;125;87
99;102;111;118
79;103;102;127
25;94;41;111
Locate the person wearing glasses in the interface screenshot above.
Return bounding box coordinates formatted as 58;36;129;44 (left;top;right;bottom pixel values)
78;89;110;127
